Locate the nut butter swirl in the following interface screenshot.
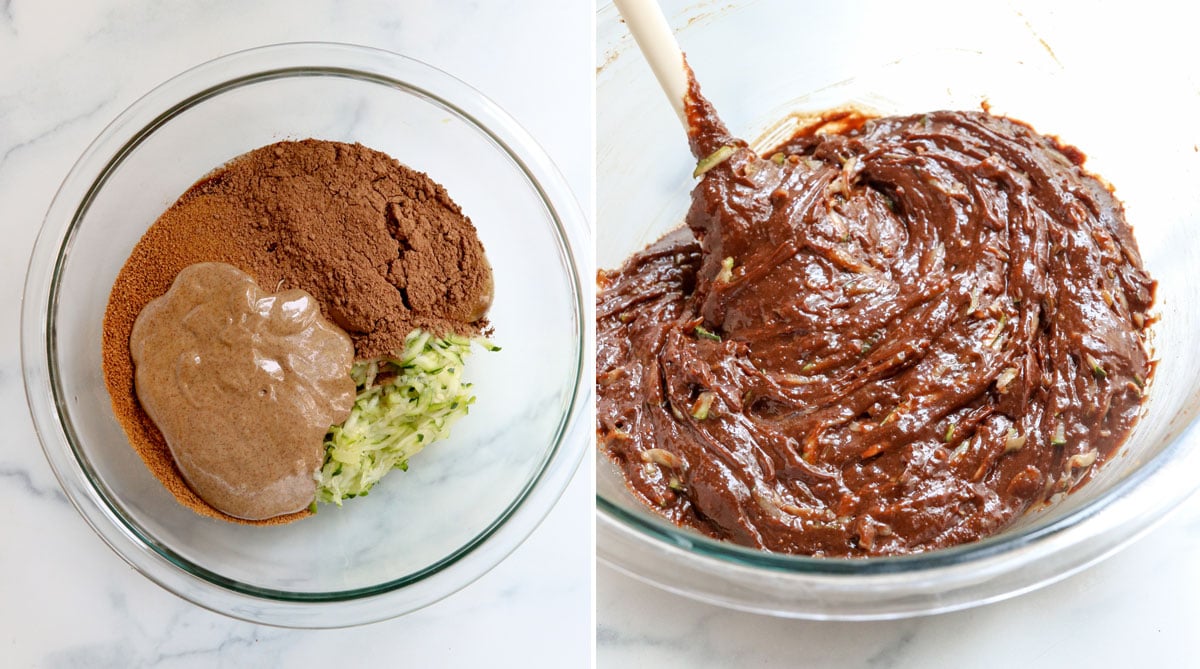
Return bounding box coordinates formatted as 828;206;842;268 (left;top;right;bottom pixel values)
131;262;356;520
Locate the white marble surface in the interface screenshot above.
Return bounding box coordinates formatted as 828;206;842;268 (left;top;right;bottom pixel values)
599;491;1200;667
0;1;591;667
597;1;1200;667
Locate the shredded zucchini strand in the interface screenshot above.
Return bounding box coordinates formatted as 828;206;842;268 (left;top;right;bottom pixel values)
314;329;486;506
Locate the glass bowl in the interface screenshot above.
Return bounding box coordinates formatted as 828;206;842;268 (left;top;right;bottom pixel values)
597;1;1200;619
22;42;589;628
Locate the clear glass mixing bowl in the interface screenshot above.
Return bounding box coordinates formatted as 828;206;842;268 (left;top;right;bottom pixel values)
597;1;1200;619
23;42;590;627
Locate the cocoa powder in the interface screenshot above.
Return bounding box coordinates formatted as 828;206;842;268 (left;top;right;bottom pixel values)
102;139;493;524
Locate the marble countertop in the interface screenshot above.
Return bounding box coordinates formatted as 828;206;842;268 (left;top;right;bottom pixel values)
0;1;590;666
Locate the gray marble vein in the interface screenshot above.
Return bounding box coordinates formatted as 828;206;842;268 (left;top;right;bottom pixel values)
44;627;284;669
0;464;67;503
864;627;916;669
0;97;111;174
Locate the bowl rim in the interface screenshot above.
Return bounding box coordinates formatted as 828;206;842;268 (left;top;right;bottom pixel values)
594;0;1200;616
22;41;591;627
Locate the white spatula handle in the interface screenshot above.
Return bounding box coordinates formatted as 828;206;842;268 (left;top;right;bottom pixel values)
612;0;689;128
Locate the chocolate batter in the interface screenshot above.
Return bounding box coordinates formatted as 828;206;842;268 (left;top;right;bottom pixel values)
597;76;1155;556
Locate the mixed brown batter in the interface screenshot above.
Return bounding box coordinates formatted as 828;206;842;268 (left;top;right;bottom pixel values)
597;75;1155;556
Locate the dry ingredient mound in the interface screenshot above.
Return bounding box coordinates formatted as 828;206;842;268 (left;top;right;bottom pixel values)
102;139;493;524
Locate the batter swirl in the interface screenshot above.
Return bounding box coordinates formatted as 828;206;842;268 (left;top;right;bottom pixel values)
597;79;1155;556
